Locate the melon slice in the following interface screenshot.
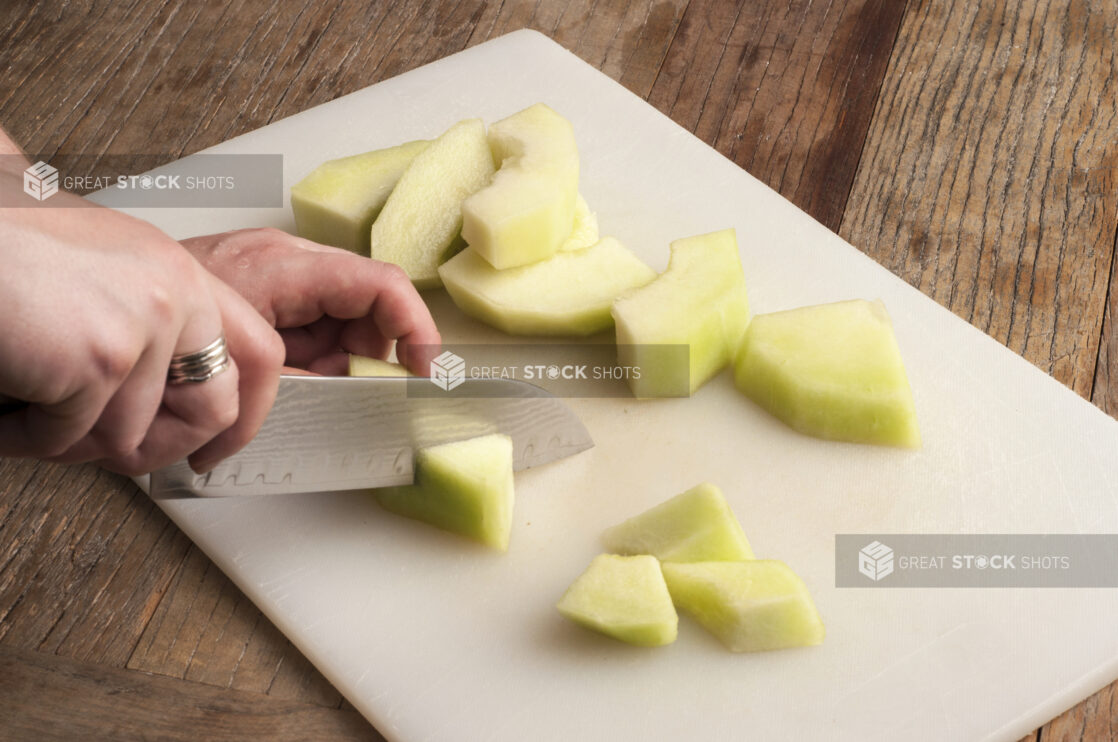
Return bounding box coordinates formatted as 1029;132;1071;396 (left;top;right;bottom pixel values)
733;299;920;448
661;560;825;652
375;434;514;551
348;355;411;377
438;236;655;336
557;554;678;647
370;119;495;289
601;483;753;562
612;228;749;397
290;140;430;254
461;103;579;269
559;194;598;252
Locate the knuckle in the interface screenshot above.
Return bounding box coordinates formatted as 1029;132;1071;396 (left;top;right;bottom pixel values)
100;430;146;461
92;336;139;384
212;396;240;431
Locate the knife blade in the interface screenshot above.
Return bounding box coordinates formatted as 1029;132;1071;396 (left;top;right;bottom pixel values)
149;375;593;498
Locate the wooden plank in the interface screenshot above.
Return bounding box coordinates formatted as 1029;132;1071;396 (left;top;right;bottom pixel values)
840;0;1118;398
1093;234;1117;416
646;0;910;231
128;542;343;706
0;644;382;741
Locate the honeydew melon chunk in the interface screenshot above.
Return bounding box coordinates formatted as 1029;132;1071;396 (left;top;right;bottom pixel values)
733;299;920;448
438;236;656;336
557;554;678;647
347;355;411;377
612;228;750;398
461;103;579;269
290;140;430;254
661;560;825;652
370;119;495;289
559;194;598;252
601;482;753;562
375;434;514;551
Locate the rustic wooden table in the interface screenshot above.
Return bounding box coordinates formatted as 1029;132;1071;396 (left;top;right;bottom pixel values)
1;1;1114;739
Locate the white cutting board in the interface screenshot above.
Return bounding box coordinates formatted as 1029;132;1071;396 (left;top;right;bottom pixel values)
119;31;1118;742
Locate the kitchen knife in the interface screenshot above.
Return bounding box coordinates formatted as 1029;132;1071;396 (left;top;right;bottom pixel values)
148;374;593;498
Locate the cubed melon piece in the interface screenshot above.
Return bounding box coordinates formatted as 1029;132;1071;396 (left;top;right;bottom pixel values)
661;560;824;652
438;236;655;336
601;483;753;562
559;194;598;252
375;433;514;551
612;228;749;397
290;140;430;253
733;299;920;448
348;355;411;377
557;554;678;647
370;119;495;289
461;104;579;269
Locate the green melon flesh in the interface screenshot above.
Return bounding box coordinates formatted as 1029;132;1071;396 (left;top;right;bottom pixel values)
601;483;753;562
375;434;514;551
661;560;825;652
370;119;495;289
461;103;579;269
612;228;750;398
559;194;598;252
557;554;678;647
348;355;411;377
290;140;430;254
438;236;655;336
733;299;920;448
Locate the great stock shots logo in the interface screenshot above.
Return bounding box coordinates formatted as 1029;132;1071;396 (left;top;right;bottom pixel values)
23;161;59;201
430;350;466;391
858;541;895;581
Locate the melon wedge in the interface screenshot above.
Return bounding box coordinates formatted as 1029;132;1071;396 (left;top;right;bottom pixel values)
612;228;749;397
601;483;753;562
290;140;430;254
370;119;495;289
733;299;920;448
348;355;411;377
438;236;655;336
661;560;825;652
461;103;579;269
559;194;598;252
375;434;514;551
557;554;678;647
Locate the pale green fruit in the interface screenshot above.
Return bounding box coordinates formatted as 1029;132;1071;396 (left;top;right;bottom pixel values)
557;554;678;647
348;355;411;377
290;140;430;254
661;560;825;653
559;194;598;252
601;483;753;562
612;228;750;398
461;103;579;269
733;299;920;448
375;434;514;551
438;236;655;336
370;119;495;289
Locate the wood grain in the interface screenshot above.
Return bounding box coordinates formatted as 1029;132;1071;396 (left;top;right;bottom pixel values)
840;0;1118;399
647;0;909;232
1093;236;1118;415
0;0;1115;739
0;643;380;741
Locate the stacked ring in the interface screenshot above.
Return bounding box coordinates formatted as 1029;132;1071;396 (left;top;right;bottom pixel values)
167;334;230;384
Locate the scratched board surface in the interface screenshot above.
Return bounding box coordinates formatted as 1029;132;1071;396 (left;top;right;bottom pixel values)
120;31;1118;742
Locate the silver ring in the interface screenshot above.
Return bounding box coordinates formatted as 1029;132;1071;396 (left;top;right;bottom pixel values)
168;334;230;384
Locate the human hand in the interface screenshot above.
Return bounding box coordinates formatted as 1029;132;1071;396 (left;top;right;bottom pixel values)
179;227;441;377
0;173;285;475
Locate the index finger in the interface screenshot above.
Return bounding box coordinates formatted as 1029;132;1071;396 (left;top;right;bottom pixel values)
276;254;441;376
